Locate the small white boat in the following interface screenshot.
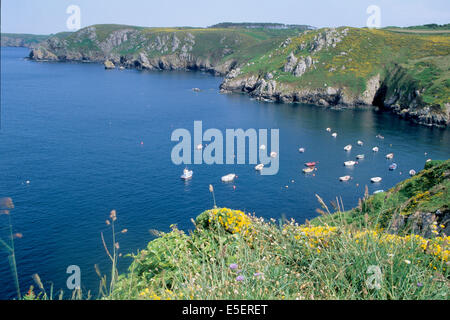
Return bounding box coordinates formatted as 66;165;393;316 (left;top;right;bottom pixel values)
119;66;125;70
196;144;203;150
270;151;277;158
180;168;193;180
356;154;365;159
332;133;337;138
344;161;357;166
299;148;305;153
371;177;382;183
221;173;236;182
339;175;351;182
255;164;264;171
259;145;266;150
426;158;432;163
326;128;331;132
372;147;379;152
385;153;394;159
376;134;384;139
409;169;416;176
357;140;364;146
344;145;352;151
303;167;315;173
373;189;384;194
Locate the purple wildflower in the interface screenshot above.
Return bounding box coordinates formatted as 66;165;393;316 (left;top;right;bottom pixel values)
253;272;263;278
236;275;245;282
417;282;423;287
229;263;238;270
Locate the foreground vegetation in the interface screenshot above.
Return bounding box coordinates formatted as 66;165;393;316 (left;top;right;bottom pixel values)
107;160;449;300
2;160;448;300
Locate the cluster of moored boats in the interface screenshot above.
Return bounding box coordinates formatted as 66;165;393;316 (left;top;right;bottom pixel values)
298;128;423;187
180;143;279;183
180;128;425;189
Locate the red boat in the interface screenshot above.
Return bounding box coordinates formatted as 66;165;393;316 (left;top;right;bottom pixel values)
305;162;318;167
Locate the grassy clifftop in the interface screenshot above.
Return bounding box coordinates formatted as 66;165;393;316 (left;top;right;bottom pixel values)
108;160;449;300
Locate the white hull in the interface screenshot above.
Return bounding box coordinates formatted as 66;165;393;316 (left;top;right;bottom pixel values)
221;174;236;182
255;164;264;171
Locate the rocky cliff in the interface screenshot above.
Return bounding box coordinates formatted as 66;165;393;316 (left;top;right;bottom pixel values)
28;24;294;76
28;25;450;127
220;27;450;127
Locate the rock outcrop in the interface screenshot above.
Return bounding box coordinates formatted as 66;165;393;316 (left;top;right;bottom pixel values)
104;59;115;69
220;71;375;107
372;65;449;127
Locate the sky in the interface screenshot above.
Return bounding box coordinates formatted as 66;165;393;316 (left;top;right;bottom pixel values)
1;0;449;35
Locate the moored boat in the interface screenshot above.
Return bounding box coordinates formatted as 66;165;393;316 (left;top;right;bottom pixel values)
357;140;363;146
332;132;337;137
339;175;351;181
386;153;394;159
344;160;357;166
221;173;236;182
270;151;277;158
372;147;379;152
299;148;305;153
255;164;264;171
344;144;352;151
305;162;318;167
356;154;365;159
303;167;316;173
181;168;193;180
409;169;416;176
389;163;397;170
371;177;382;183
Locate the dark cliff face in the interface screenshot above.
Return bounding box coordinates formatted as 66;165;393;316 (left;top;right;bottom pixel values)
372;65;449;127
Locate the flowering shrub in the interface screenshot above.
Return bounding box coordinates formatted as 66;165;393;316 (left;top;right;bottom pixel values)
283;223;338;252
196;208;252;236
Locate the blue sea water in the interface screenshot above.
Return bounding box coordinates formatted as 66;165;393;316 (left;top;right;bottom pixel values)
0;47;449;299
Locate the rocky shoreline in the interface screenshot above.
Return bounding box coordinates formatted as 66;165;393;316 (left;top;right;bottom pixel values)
219;69;449;128
27;25;449;128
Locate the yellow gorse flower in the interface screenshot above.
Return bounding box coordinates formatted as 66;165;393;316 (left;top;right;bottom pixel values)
207;208;252;235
